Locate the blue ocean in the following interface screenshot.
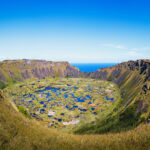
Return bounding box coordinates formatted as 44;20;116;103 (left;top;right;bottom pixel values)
71;63;117;72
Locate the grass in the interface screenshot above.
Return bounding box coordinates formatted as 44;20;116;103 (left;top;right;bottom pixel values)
0;59;150;149
0;90;150;150
5;76;150;134
0;81;6;89
5;78;120;131
73;102;142;134
74;68;150;134
17;105;31;118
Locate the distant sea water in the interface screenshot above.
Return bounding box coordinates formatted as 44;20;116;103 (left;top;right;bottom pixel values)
71;63;117;72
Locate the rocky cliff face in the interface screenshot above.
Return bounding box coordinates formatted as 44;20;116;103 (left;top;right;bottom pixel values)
74;60;150;134
91;59;150;113
91;59;150;85
0;59;80;83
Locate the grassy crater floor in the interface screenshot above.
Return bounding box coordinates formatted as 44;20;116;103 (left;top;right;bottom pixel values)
5;78;121;131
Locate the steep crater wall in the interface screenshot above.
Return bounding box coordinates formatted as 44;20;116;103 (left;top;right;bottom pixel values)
0;59;150;133
91;60;150;105
74;60;150;133
0;59;80;84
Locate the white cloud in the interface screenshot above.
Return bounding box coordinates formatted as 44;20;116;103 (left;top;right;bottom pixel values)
130;48;138;51
102;43;150;52
115;45;125;49
128;50;141;57
130;46;150;51
143;47;150;50
102;44;126;49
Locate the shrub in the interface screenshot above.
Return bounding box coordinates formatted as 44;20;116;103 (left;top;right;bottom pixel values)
18;106;30;118
0;81;6;89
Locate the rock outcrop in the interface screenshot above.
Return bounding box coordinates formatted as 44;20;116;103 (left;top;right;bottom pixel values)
0;59;80;83
74;59;150;134
91;59;150;85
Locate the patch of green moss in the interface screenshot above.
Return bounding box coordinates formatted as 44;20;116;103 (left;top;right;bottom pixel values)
18;105;30;118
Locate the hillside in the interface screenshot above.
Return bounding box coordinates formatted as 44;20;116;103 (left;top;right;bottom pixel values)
0;90;150;150
0;59;150;149
0;59;80;85
74;60;150;133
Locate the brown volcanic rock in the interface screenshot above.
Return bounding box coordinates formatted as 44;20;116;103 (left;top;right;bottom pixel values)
89;59;150;112
90;59;150;85
0;59;80;83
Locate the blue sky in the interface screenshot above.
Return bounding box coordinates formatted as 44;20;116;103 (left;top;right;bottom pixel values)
0;0;150;63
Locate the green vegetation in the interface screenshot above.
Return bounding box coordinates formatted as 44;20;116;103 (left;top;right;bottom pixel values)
74;70;150;134
76;60;150;134
0;59;150;149
5;74;150;135
18;105;31;118
0;81;6;89
56;71;61;78
0;60;79;83
74;104;142;134
6;78;120;131
0;91;150;150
